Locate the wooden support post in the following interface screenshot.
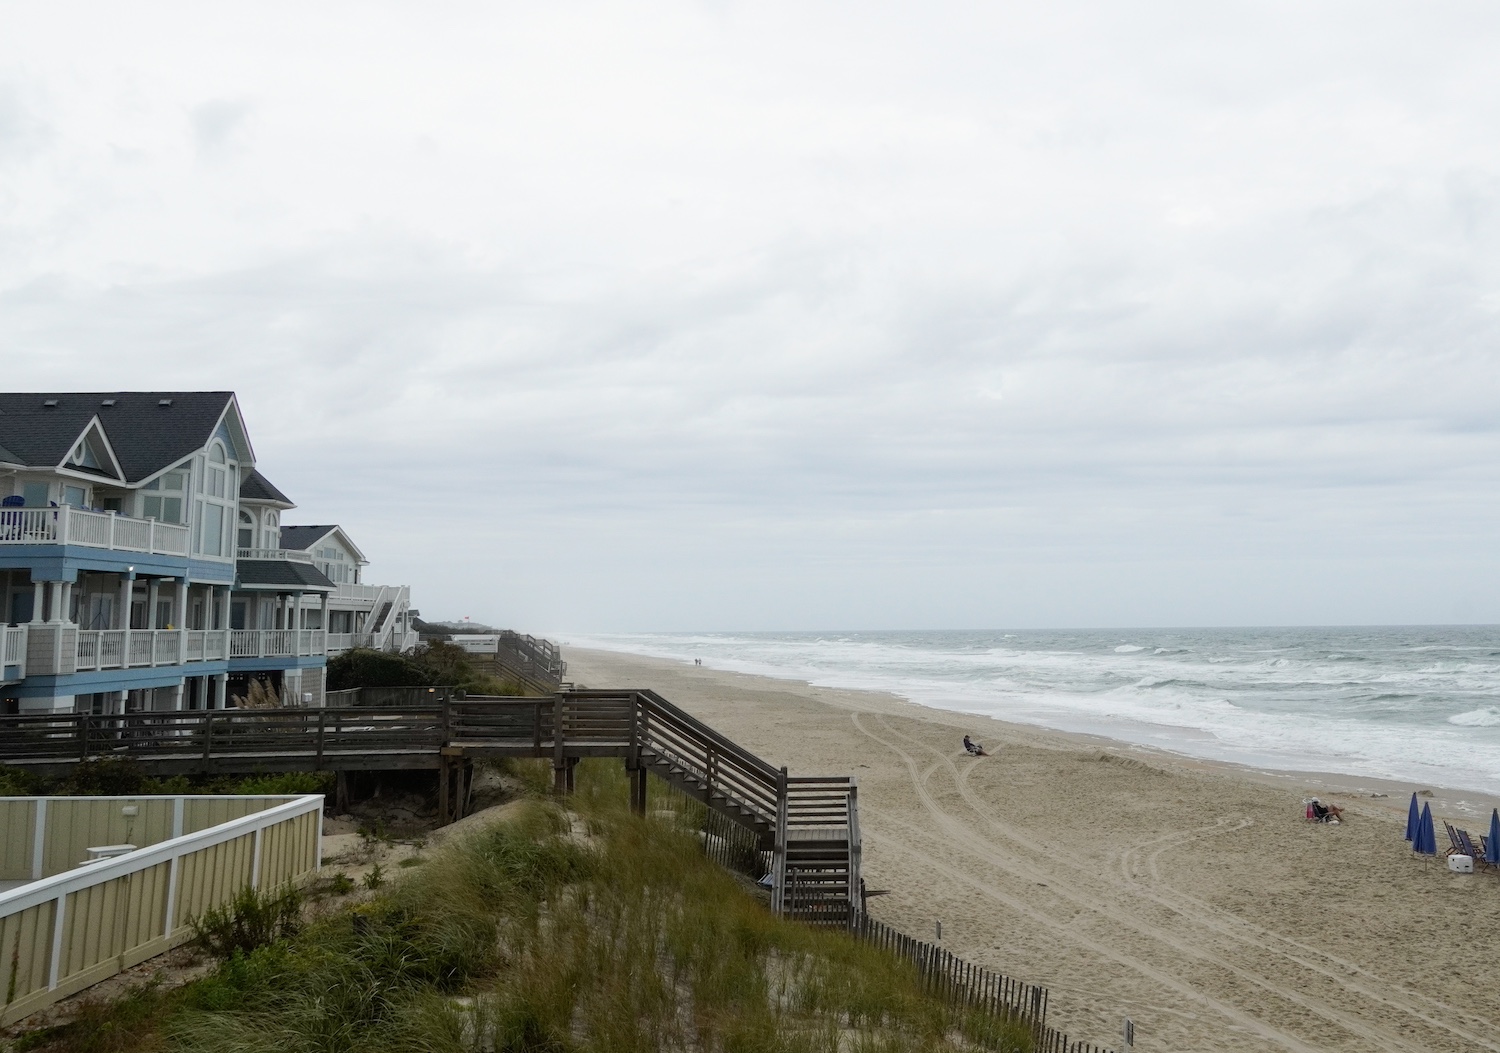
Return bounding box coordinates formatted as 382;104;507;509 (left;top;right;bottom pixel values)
629;765;647;816
459;761;473;819
552;694;566;794
565;756;577;794
335;771;349;813
440;746;465;823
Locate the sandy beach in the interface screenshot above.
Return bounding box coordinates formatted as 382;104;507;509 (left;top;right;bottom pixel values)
564;646;1500;1053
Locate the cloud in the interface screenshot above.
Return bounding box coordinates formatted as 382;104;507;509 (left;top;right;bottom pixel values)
189;99;252;157
3;1;1500;628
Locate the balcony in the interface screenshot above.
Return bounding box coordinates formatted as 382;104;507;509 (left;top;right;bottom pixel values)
2;626;25;681
236;548;314;564
331;582;383;603
230;629;326;660
0;506;190;558
74;629;229;671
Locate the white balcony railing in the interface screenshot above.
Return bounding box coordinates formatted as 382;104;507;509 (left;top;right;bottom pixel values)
236;548;314;564
73;629;229;672
3;625;26;680
331;582;383;603
229;629;326;659
0;506;190;558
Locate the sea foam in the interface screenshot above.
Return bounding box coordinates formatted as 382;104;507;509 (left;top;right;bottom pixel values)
567;627;1500;796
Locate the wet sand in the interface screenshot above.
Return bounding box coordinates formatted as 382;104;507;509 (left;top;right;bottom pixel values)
565;645;1500;1053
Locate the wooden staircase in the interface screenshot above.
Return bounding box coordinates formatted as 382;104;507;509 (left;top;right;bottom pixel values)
774;776;862;926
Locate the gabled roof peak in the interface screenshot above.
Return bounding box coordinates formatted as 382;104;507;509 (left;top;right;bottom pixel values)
0;391;242;483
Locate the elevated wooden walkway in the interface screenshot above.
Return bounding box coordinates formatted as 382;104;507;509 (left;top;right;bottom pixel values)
0;690;860;925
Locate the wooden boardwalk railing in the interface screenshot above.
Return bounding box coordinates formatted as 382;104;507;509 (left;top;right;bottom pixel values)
0;692;851;925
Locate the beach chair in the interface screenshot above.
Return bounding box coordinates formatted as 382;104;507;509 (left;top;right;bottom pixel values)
1455;828;1495;872
1443;821;1465;856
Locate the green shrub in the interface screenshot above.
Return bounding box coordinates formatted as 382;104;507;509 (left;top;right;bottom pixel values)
191;884;303;961
228;771;334;796
363;864;386;890
326;648;436;691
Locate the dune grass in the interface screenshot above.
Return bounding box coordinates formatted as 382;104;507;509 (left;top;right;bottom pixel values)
7;760;1034;1053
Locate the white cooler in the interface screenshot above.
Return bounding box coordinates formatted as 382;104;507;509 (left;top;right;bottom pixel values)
1447;854;1474;873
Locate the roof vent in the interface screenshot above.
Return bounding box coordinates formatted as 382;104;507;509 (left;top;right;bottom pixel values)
158;399;174;407
101;399;117;407
42;399;58;408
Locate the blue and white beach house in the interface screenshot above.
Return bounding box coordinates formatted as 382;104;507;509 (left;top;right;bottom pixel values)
0;392;416;715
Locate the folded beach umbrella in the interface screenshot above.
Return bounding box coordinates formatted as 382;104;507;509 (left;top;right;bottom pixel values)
1487;809;1500;865
1414;802;1437;856
1405;792;1419;842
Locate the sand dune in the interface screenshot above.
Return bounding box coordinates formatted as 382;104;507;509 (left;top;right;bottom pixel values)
564;646;1500;1053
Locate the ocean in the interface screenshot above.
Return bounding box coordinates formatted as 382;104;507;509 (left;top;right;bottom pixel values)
566;627;1500;797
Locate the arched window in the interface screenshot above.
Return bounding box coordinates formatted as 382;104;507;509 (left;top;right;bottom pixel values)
193;441;237;558
264;511;278;551
238;510;255;552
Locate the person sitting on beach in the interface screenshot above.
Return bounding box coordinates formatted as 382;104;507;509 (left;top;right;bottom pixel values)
963;735;988;757
1308;798;1344;823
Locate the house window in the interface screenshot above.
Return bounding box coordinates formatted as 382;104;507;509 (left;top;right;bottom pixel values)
238;511;254;551
63;485;88;508
202;503;224;556
192;442;236;558
22;482;48;507
68;441;101;470
142;470;187;523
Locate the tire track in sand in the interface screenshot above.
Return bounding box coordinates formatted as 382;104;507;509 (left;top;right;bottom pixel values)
852;711;1449;1053
1107;823;1500;1047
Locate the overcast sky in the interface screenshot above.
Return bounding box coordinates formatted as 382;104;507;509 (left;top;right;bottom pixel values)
4;2;1500;631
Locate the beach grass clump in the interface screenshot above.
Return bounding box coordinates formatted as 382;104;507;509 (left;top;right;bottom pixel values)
7;777;1032;1053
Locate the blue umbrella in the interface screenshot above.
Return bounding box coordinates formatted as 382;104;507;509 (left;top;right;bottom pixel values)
1405;792;1419;843
1486;808;1500;865
1414;802;1437;856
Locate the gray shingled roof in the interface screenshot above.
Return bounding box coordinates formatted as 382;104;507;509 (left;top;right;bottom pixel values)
0;392;236;483
236;560;335;590
240;469;294;506
279;525;336;551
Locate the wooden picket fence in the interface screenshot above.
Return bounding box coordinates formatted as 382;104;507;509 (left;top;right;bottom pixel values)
850;912;1118;1053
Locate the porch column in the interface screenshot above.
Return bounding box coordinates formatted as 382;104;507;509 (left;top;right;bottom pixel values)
320;592;330;639
119;568;136;667
293;591;305;636
29;580;44;624
117;570;134;628
47;581;63;624
214;672;229;709
215;587;229;631
60;580;74;624
172;680;184;711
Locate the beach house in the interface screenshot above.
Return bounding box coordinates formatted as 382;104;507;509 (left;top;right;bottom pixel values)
0;391;415;715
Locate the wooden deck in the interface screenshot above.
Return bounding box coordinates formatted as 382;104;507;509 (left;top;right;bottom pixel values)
0;690;861;925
